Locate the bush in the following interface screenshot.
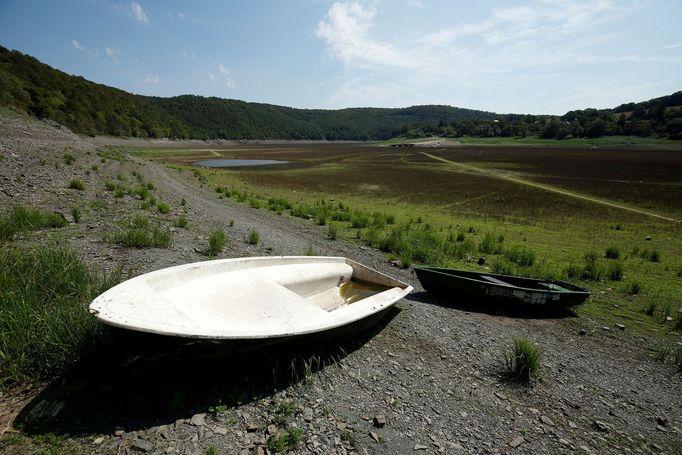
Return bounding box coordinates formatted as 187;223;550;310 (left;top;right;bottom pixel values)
327;225;338;240
504;245;535;267
71;206;81;223
479;232;504;255
580;252;603;281
207;229;226;256
629;281;642;295
111;216;172;248
63;153;76;165
605;246;620;259
68;178;85;191
0;205;67;241
504;337;542;385
0;246;119;386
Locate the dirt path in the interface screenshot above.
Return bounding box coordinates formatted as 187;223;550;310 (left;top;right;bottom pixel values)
421;151;682;224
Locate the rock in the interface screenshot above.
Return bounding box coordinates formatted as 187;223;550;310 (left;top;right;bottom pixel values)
569;421;578;429
93;437;105;445
615;323;625;330
414;443;428;450
336;421;348;431
477;256;486;265
656;425;667;432
579;329;587;336
246;423;259;432
131;439;153;452
114;427;125;437
369;431;381;443
267;424;278;435
190;413;206;426
214;426;228;435
509;436;524;447
593;420;609;432
645;236;651;241
540;416;554;426
373;415;386;428
579;445;592;453
560;438;570;446
656;416;668;426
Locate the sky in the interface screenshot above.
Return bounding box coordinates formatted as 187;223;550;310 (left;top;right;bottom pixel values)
1;0;681;114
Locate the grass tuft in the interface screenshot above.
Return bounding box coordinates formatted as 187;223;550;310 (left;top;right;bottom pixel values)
0;205;67;241
68;178;85;191
0;245;119;387
607;261;624;281
246;228;260;245
605;246;620;259
111;215;172;248
207;229;226;256
504;337;542;385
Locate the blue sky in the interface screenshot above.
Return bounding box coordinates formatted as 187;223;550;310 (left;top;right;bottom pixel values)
1;0;681;114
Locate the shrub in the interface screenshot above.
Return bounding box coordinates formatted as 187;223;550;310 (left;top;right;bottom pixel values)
327;225;338;240
0;246;119;386
564;263;579;280
504;337;542;385
247;229;260;245
644;301;657;316
674;310;682;331
605;246;620;259
504;245;535;267
479;232;504;255
68;178;85;191
304;246;317;256
607;261;624;281
0;205;67;241
640;249;661;263
629;281;642;295
207;229;226;256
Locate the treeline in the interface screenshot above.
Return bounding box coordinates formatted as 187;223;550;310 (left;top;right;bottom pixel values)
0;46;496;140
393;92;682;141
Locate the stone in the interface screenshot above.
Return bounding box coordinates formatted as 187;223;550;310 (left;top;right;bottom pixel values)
656;425;667;432
267;424;278;435
246;423;259;432
540;416;554;426
560;438;570;446
477;256;486;265
593;420;609;432
615;323;625;330
370;432;381;443
373;415;386;428
214;426;228;436
114;427;125;437
336;421;348;431
579;445;592;453
131;439;153;452
414;443;428;450
509;436;524;447
569;421;578;429
656;416;668;426
93;437;105;445
579;329;587;336
190;413;206;426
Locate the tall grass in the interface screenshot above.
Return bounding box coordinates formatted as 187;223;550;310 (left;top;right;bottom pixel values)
0;246;119;386
246;229;260;245
0;205;67;241
68;178;85;191
207;229;226;256
110;215;172;248
504;337;542;385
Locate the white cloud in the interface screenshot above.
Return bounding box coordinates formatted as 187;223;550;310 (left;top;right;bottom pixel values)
661;42;682;50
131;1;149;23
216;64;236;89
316;0;655;109
145;75;160;84
167;10;185;21
105;46;122;64
207;73;216;81
316;2;415;69
72;40;86;52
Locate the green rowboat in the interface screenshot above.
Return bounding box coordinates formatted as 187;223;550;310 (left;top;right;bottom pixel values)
414;267;590;310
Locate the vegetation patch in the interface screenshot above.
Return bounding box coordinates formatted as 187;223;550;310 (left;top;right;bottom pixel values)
68;178;85;191
0;245;118;387
0;205;67;241
206;229;226;256
110;215;172;248
503;337;542;385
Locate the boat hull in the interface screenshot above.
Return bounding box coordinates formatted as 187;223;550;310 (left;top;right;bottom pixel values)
414;267;590;310
90;256;412;340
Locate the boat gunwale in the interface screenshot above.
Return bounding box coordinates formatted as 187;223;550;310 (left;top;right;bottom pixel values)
414;266;590;296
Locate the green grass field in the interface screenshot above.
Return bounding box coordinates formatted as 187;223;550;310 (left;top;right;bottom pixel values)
139;143;682;343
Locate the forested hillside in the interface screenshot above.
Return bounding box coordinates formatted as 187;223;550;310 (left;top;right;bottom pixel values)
0;46;496;140
394;92;682;140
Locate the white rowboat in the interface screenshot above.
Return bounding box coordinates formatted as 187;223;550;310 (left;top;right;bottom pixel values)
89;256;413;340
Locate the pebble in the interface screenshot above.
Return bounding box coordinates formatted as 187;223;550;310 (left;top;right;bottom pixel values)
190;413;206;426
615;323;625;330
114;427;125;437
373;415;386;428
93;437;105;445
540;416;554;426
593;420;609;432
414;443;429;450
369;431;381;443
509;436;525;447
131;439;153;452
